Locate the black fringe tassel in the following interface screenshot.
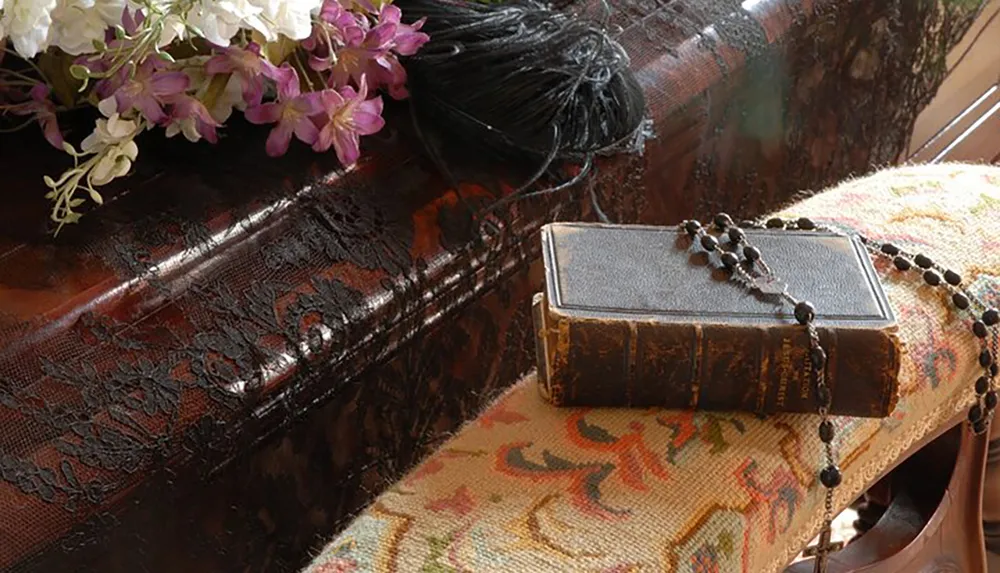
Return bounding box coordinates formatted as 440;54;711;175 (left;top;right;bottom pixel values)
397;0;651;221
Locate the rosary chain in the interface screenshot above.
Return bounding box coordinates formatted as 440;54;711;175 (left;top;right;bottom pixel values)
744;215;999;434
678;212;999;573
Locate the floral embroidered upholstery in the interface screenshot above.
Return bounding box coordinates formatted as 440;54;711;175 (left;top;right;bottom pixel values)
303;163;1000;573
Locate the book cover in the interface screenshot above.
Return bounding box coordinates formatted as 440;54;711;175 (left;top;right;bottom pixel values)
532;222;901;417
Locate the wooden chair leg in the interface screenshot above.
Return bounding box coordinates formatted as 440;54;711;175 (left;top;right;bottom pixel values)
982;419;1000;570
787;419;989;572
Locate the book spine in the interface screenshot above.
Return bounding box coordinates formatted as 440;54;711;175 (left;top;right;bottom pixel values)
536;304;899;417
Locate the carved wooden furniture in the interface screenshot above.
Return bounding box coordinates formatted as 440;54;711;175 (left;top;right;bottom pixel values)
303;163;1000;573
0;0;986;572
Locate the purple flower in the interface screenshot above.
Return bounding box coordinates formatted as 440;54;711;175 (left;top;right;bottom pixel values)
112;58;190;124
304;1;367;72
120;8;145;36
206;43;285;108
381;5;428;56
244;67;324;157
311;75;384;166
163;94;221;143
12;84;64;149
327;4;428;99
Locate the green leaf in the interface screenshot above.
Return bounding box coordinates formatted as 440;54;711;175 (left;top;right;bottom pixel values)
69;64;91;80
157;51;175;63
69;198;86;208
87;189;104;205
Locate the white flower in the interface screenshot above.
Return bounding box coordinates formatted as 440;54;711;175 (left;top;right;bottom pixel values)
164;116;199;142
90;139;138;185
82;113;138;153
186;0;264;46
91;0;124;25
50;0;111;55
182;58;245;123
249;0;321;41
127;0;185;46
2;0;58;58
210;73;246;121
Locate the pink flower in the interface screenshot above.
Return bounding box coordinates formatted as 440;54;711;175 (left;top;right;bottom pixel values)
163;94;221;143
206;43;285;108
112;58;190;124
327;4;428;99
304;1;367;72
311;75;384;166
12;84;64;149
244;68;324;157
381;5;428;56
120;8;145;36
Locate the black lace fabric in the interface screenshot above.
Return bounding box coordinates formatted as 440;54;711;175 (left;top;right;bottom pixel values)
0;0;983;572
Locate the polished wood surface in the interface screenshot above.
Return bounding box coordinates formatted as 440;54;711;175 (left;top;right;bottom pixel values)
787;417;989;572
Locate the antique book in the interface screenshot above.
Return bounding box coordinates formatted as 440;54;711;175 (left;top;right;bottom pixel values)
532;222;902;417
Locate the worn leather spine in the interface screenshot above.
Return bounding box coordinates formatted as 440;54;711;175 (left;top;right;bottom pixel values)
533;222;902;418
534;292;900;416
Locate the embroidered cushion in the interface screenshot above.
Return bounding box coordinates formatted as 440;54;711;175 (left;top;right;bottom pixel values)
303;163;1000;572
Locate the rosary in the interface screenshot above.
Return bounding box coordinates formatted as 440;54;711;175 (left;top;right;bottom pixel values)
678;213;998;573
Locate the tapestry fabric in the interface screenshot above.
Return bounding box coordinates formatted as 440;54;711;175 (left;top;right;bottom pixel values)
303;162;1000;573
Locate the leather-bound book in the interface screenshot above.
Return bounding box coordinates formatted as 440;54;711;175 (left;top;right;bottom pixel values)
532;222;902;417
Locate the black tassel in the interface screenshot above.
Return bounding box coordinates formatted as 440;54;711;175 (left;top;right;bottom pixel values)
396;0;651;220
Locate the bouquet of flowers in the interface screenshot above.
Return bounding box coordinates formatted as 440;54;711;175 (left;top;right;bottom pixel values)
0;0;429;231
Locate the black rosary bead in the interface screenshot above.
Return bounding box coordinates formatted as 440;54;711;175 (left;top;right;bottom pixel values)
984;308;1000;327
953;293;970;310
739;220;758;229
794;301;815;325
880;243;900;256
987;391;998;411
714;213;733;230
893;256;911;271
974;419;989;435
817;386;832;408
797;217;816;230
944;270;962;286
766;217;785;229
818;420;835;443
974;321;989;338
914;254;933;269
992;363;999;377
811;347;827;370
700;234;719;252
981;349;994;368
820;465;842;488
977;376;990;395
720;252;739;270
744;246;761;262
685;220;702;237
727;227;745;244
970;403;984;423
923;270;942;286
